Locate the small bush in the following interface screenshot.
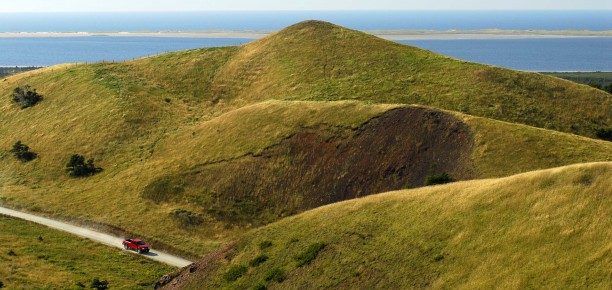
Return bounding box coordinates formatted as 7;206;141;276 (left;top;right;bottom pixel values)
249;254;268;267
258;240;273;250
224;264;248;282
170;208;203;227
10;141;37;162
7;249;16;256
595;128;612;141
90;278;108;290
65;154;101;177
433;254;445;262
264;267;286;283
295;242;326;267
424;172;454;186
0;281;4;288
11;85;43;109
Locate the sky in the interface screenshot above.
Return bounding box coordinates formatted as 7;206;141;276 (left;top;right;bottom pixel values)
1;0;610;12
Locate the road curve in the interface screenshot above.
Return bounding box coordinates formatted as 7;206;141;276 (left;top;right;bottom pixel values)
0;206;193;268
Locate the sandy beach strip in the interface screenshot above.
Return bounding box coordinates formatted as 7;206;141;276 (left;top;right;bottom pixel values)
0;30;611;40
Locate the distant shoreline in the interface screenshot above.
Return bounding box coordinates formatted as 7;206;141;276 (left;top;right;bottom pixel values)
1;29;611;40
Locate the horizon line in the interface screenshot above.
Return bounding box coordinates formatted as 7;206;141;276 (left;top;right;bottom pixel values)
1;9;612;13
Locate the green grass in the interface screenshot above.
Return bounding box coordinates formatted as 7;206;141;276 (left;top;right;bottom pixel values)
543;71;612;87
0;215;174;289
178;162;612;289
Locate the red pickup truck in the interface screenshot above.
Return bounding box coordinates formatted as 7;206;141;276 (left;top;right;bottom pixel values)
122;239;150;254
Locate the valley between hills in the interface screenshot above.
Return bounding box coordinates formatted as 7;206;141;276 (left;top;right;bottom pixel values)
0;21;610;289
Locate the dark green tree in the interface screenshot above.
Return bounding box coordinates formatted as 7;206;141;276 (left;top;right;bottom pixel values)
90;278;108;290
11;85;43;109
65;154;100;177
10;141;37;162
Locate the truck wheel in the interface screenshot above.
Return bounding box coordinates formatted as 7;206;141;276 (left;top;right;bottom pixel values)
124;244;128;250
137;248;142;254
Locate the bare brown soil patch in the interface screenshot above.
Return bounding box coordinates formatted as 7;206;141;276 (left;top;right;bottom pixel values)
145;107;474;225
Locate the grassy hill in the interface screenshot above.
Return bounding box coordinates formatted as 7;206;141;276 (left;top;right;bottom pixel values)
0;215;173;289
163;162;612;289
2;21;610;140
0;20;611;260
1;100;610;257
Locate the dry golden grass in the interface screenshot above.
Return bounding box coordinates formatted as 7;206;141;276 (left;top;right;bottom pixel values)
178;162;612;289
0;20;610;262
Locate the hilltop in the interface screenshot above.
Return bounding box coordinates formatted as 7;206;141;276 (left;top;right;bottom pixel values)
163;162;612;289
0;20;611;262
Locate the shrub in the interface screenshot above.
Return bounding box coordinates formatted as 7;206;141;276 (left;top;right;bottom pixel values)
258;240;273;250
249;254;269;267
10;141;37;162
252;283;267;290
264;267;286;283
223;264;248;282
11;85;43;109
170;208;203;227
90;278;108;290
595;128;612;141
65;154;100;177
7;249;16;256
424;172;454;186
295;242;326;267
0;281;3;288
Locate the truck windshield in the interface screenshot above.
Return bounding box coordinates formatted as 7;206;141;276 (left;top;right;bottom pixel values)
136;241;146;245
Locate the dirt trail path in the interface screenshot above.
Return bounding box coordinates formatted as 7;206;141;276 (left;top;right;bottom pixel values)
0;206;192;268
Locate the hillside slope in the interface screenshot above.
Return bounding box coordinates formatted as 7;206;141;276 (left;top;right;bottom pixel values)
2;21;609;140
164;162;612;289
0;20;611;258
1;99;611;256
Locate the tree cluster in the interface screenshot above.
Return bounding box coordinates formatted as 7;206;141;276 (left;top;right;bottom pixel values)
10;141;37;162
11;85;43;109
65;154;101;177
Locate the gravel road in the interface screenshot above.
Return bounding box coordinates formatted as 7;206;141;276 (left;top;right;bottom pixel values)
0;206;193;268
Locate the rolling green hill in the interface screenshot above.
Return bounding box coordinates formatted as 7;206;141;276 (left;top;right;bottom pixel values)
0;20;611;262
1;100;610;258
163;162;612;289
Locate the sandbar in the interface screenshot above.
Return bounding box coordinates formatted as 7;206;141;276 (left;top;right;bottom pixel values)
0;30;611;40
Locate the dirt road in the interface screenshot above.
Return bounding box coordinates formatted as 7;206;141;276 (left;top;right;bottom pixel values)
0;206;192;268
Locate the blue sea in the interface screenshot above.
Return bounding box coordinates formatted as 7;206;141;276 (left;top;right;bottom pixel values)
0;11;611;71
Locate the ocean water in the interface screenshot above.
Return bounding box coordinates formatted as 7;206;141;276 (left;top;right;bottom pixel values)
0;11;610;31
399;38;612;72
0;11;611;71
1;36;611;72
0;37;251;67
